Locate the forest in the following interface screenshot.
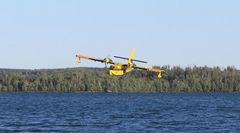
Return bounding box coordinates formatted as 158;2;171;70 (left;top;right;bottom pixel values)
0;66;240;92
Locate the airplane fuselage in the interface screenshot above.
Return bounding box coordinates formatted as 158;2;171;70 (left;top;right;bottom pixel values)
109;64;133;76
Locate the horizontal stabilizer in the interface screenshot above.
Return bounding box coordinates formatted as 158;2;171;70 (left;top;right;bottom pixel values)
114;56;148;63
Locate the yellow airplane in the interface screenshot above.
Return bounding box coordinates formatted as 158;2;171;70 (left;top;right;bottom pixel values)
76;48;165;78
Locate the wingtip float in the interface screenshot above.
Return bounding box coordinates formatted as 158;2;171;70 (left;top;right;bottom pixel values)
76;48;165;79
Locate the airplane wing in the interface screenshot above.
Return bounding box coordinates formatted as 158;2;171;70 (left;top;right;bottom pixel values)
134;66;165;78
133;66;148;71
134;66;162;72
76;54;114;64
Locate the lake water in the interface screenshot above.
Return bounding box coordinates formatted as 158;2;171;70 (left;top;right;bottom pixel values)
0;93;240;132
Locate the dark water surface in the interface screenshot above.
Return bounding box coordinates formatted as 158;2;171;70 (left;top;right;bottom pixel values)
0;93;240;132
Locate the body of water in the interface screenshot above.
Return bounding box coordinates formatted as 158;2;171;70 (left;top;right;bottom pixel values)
0;93;240;132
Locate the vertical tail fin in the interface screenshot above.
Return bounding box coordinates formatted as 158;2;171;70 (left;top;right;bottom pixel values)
128;48;136;64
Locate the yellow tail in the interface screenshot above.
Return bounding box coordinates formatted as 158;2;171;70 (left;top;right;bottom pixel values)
128;48;136;64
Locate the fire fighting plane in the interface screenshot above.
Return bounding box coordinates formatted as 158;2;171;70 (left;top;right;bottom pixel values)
76;48;165;78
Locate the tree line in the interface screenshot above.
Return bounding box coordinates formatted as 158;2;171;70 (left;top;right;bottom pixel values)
0;66;240;92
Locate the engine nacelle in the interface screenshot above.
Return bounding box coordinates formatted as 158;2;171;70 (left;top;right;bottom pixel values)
158;73;162;79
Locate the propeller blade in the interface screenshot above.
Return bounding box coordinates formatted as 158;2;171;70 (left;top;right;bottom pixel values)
105;62;107;68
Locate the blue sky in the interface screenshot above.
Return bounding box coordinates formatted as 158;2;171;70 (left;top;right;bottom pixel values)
0;0;239;69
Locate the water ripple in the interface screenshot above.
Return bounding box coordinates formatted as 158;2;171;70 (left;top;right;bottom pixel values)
0;93;240;132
